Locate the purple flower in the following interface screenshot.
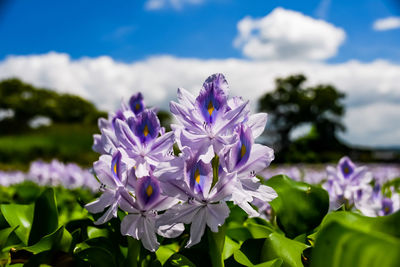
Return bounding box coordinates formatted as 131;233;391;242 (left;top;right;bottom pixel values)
155;147;233;247
114;109;174;177
120;175;180;252
85;151;135;225
170;73;249;163
324;156;372;210
356;184;400;217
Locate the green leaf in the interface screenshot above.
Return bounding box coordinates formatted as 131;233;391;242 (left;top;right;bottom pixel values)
311;221;400;267
319;210;400;238
156;243;179;266
0;203;34;245
255;259;283;267
76;247;116;267
87;226;108;239
234;250;282;267
234;249;254;266
29;188;59;245
244;220;275;239
264;175;329;238
261;233;307;267
0;226;17;249
167;253;196;267
222;236;240;260
24;226;72;253
207;225;226;267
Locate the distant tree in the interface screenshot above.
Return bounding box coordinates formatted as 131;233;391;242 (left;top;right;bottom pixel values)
0;78;106;134
258;74;346;161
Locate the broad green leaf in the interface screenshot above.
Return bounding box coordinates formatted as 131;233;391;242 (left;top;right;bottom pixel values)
311;221;400;267
24;226;72;253
261;233;307;267
75;247;116;267
222;236;240;260
156;243;179;266
29;188;58;245
264;175;329;238
319;210;400;238
0;203;34;245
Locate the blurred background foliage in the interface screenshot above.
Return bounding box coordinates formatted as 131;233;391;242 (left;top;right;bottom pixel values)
0;76;398;171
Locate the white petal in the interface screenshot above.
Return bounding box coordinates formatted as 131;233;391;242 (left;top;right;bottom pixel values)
121;213;141;239
206;202;230;232
186;208;207;248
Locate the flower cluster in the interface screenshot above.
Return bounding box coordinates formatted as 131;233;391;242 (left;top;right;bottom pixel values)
85;73;277;251
0;160;98;191
324;156;400;216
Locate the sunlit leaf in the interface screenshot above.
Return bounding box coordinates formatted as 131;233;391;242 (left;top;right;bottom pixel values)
264;175;329;237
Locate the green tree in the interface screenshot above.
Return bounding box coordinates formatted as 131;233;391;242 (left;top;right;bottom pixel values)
258;74;346;162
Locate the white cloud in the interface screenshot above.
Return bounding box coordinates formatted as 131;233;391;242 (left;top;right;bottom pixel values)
234;7;346;61
145;0;203;10
373;16;400;31
0;52;400;147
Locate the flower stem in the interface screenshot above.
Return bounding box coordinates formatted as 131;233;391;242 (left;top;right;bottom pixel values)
207;225;226;267
126;237;140;267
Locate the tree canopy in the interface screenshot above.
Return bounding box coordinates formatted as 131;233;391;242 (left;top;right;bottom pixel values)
258;74;347;162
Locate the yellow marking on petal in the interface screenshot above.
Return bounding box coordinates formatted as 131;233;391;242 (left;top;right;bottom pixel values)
194;169;201;184
135;103;140;110
240;143;246;159
146;185;153;197
344;167;349;174
207;101;214;117
143;124;149;137
384;206;390;214
113;163;117;175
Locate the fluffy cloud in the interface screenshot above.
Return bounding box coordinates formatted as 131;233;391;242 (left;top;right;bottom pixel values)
0;52;400;147
234;7;346;61
373;16;400;31
145;0;203;10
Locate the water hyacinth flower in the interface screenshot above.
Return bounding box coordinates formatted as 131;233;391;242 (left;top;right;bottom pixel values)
114;109;174;177
356;185;400;217
170;73;249;163
86;74;277;251
324;156;372;210
154;73;277;246
120;175;181;251
93;93;146;155
85;151;135;224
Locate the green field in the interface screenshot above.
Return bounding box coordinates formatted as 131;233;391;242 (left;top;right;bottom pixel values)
0;123;99;170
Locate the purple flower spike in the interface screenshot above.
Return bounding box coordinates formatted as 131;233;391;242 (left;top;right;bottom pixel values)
170;73;249;163
129;92;145;115
196;74;228;124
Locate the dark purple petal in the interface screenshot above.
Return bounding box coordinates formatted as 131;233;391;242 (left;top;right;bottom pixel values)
196;74;229;124
111;151;122;181
129;92;145;115
132;110;160;144
339;157;355;178
136;176;161;209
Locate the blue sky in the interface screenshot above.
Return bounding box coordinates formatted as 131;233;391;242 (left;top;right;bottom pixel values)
0;0;399;63
0;0;400;147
